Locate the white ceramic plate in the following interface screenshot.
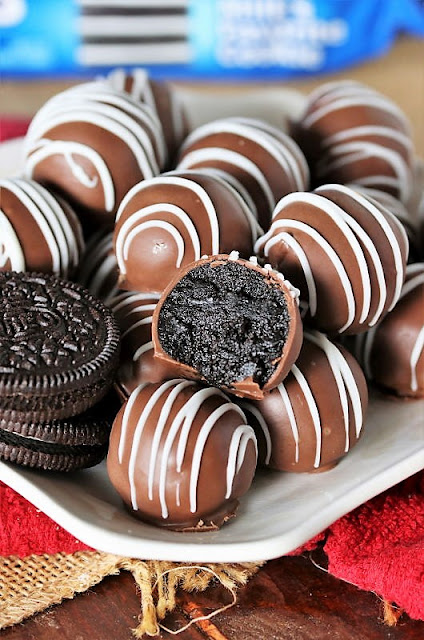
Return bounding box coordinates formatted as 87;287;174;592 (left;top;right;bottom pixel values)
1;87;423;563
1;393;423;562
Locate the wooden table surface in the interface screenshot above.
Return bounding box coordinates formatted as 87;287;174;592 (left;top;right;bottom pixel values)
1;35;424;640
2;552;424;639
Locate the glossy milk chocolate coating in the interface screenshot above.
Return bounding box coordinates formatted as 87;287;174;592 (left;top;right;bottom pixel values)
351;186;421;263
152;254;303;400
239;330;368;473
352;263;424;397
114;171;259;293
296;80;414;202
77;230;120;304
178;117;309;230
255;183;409;335
0;177;83;277
107;380;257;530
110;291;176;397
106;68;189;164
23;81;166;225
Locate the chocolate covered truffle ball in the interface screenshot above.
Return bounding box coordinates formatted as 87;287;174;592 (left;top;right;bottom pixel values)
255;184;409;335
352;186;421;263
352;263;424;398
0;177;83;277
107;379;258;531
23;82;166;226
296;80;414;202
110;291;174;397
239;330;368;473
77;230;120;304
177;117;309;230
152;253;303;400
114;170;259;293
106;68;189;164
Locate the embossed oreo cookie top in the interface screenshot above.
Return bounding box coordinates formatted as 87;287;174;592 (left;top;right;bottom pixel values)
0;272;120;421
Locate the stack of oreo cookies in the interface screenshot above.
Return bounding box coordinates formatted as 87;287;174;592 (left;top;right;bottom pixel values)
0;272;120;471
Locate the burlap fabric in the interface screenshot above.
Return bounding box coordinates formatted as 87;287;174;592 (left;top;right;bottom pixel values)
0;551;261;637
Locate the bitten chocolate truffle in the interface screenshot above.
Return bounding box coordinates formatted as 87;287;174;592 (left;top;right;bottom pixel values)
295;80;414;202
352;263;424;398
255;184;409;335
178;117;309;231
152;253;303;400
110;291;175;398
239;330;368;473
23;81;166;225
0;178;83;277
107;380;257;531
106;68;189;164
114;171;259;293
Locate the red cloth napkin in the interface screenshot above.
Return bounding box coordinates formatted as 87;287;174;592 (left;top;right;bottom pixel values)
0;116;31;142
1;117;424;621
1;474;424;620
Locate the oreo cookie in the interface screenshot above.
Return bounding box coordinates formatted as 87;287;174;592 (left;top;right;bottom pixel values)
0;392;121;471
0;272;120;423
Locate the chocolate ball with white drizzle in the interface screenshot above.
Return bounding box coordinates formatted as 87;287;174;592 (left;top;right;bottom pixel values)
255;184;409;335
178;117;309;231
105;67;189;164
239;330;368;473
110;291;176;398
114;170;260;294
77;230;120;305
0;177;83;278
352;263;424;398
107;380;258;531
295;80;414;202
23;81;166;226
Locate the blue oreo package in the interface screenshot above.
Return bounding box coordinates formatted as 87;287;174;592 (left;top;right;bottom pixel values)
1;0;424;79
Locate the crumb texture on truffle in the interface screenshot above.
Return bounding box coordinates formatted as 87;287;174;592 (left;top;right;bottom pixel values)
157;261;290;388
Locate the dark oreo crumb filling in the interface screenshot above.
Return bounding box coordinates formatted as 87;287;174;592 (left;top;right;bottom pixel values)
158;261;290;388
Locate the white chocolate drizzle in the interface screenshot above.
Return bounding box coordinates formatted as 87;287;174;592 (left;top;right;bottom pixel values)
26;81;166;166
197;166;258;219
181;119;308;192
115;176;222;277
291;364;322;468
237;401;272;465
316;141;412;203
225;425;257;499
354;264;424;393
255;185;408;332
178;146;276;214
0;178;81;277
272;331;365;468
26;139;115;213
24;84;164;212
303;92;410;134
277;382;300;463
78;231;119;303
123;380;179;507
411;328;424;393
0;208;25;270
317;184;407;312
106;68;186;152
301;82;413;203
115;203;201;276
119;381;256;520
